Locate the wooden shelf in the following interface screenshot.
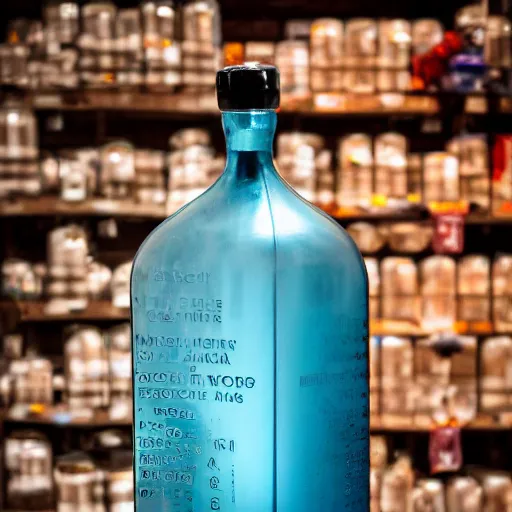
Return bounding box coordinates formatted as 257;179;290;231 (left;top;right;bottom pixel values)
370;417;512;433
2;197;512;226
25;90;504;117
2;301;510;332
22;89;493;117
2;300;129;322
3;409;130;428
3;410;509;433
0;196;167;219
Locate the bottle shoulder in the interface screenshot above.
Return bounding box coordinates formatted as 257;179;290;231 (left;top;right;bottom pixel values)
133;172;365;276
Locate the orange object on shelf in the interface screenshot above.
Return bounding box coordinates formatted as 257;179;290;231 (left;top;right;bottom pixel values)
223;42;245;66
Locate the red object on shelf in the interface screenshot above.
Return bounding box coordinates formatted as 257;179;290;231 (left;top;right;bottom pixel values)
429;425;463;474
493;135;512;182
412;31;464;89
432;214;465;254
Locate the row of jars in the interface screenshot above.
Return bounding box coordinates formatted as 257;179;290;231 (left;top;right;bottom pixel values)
1;0;221;90
5;429;132;511
2;2;511;94
369;334;512;426
371;445;512;512
265;131;490;212
0;91;494;210
0;100;226;210
1;323;132;420
2;224;132;315
365;254;512;331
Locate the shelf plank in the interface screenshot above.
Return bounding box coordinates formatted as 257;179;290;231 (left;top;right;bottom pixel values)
27;90;503;117
2;301;511;333
3;410;130;428
3;301;130;322
0;196;168;219
370;418;512;433
3;411;509;433
2;197;512;226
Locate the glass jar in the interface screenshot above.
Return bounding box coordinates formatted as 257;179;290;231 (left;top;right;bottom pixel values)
10;358;53;405
275;40;309;97
412;480;445;512
344;18;377;93
276;132;324;202
447;134;489;211
142;0;181;91
168;128;215;212
60;159;88;202
134;149;167;204
5;431;54;511
374;132;408;200
381;257;420;324
245;42;276;65
47;225;89;313
64;325;110;412
337;133;373;208
0;95;38;159
111;261;132;309
365;257;380;320
310;19;344;93
107;469;134;512
347;223;386;254
381;336;414;424
380;454;414;512
106;323;132;420
115;9;143;88
100;140;135;199
86;430;132;481
446;476;483;512
493;255;512;332
420;256;456;330
424;152;460;203
0;44;29;87
2;259;42;300
0;94;39;197
481;336;512;412
415;335;477;425
181;0;221;89
377;19;411;92
486;16;512;70
481;474;512;512
44;1;80;45
54;454;106;512
387;223;433;254
457;255;490;323
79;1;117;88
87;260;112;299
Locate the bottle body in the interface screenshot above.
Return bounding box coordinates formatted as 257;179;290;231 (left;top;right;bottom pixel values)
131;111;369;511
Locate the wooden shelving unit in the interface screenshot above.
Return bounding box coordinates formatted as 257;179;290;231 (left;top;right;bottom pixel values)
2;196;512;225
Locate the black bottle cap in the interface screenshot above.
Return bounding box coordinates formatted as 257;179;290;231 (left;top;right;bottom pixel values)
216;64;280;111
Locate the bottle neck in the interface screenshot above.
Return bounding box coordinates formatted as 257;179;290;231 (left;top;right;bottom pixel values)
221;110;276;181
223;109;276;151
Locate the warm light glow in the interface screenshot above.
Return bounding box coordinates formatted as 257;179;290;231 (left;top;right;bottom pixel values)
6;112;19;125
109;151;122;164
157;5;173;17
393;30;412;44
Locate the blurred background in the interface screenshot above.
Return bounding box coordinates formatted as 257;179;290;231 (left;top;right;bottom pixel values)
0;0;512;510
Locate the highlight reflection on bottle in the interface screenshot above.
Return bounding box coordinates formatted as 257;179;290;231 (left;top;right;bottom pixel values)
131;64;369;511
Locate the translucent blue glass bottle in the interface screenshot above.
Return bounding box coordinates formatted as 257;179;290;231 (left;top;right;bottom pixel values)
131;65;369;511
